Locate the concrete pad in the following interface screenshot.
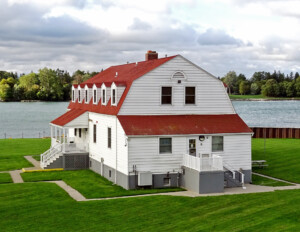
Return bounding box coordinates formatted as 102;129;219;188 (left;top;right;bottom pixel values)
9;170;24;183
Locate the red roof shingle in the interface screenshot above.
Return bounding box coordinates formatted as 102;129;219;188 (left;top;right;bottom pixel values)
51;109;86;126
117;114;253;135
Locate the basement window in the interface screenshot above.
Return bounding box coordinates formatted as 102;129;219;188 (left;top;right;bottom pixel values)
212;136;224;152
159;138;172;154
161;87;172;105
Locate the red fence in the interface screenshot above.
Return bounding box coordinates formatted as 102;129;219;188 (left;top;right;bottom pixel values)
250;127;300;139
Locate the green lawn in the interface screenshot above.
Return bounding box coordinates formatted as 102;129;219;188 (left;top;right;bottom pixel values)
22;170;183;198
0;138;50;171
230;94;300;100
0;173;12;184
252;174;292;187
252;139;300;183
1;183;300;231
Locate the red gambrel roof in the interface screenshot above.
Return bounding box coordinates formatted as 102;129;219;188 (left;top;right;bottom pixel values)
118;114;253;136
51;109;86;126
67;55;177;115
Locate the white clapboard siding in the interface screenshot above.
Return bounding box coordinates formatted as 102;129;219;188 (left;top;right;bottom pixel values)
117;86;126;104
128;137;186;173
88;113;128;174
119;56;234;115
216;135;252;170
64;112;89;128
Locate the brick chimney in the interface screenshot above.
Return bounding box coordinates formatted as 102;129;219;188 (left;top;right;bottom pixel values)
145;50;158;61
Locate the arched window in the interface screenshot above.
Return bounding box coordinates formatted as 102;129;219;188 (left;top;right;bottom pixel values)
172;71;185;79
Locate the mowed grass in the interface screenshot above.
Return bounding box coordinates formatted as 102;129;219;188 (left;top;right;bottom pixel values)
22;170;183;198
1;183;300;232
0;138;50;171
252;139;300;183
252;174;292;187
0;173;12;184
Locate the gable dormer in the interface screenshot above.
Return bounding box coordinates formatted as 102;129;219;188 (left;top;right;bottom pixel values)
72;85;78;102
78;85;82;103
92;84;100;105
101;83;107;105
84;84;93;104
111;82;117;106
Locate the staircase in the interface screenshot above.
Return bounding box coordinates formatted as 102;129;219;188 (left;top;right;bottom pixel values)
40;143;63;169
223;162;245;188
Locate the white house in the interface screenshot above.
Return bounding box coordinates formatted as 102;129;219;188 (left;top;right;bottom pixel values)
42;51;253;193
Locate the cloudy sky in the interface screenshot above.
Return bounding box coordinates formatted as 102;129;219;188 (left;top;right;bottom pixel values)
1;0;300;78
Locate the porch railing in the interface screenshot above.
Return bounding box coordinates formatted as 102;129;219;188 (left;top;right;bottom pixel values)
183;154;223;172
62;143;89;153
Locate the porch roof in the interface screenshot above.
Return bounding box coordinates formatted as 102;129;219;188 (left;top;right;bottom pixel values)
117;114;253;136
51;109;88;128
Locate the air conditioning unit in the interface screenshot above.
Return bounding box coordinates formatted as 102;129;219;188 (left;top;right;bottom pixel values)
138;172;152;186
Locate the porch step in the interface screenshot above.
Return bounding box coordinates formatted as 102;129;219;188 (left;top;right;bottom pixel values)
224;171;243;188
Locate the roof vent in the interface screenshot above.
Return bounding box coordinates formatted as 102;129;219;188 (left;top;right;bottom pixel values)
145;50;158;61
115;72;118;77
135;61;138;66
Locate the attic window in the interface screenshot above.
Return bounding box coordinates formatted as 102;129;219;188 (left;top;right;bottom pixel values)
112;89;116;105
172;71;185;79
102;89;106;105
93;89;97;104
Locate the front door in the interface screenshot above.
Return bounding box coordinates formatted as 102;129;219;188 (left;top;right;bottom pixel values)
188;138;197;156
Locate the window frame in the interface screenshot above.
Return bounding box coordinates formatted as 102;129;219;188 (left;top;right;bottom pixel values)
85;89;88;103
74;128;77;136
93;89;97;104
111;88;116;106
78;89;81;103
72;90;75;102
93;124;96;143
161;86;172;105
159;137;172;154
212;136;224;152
185;86;196;105
102;88;106;105
107;127;112;148
79;128;82;138
171;71;186;80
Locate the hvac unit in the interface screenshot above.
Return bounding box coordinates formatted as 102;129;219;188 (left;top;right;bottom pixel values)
138;172;152;186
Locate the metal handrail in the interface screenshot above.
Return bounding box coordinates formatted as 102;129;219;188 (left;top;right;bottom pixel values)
223;161;245;187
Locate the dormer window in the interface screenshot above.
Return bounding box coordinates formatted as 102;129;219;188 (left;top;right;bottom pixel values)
112;89;116;105
78;90;81;102
102;89;106;105
93;89;97;104
72;90;75;102
85;90;88;102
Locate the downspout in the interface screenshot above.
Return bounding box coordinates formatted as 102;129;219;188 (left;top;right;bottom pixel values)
115;116;118;184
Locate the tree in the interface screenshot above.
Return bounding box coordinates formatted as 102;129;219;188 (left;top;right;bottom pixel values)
261;79;279;97
38;68;63;101
295;77;300;97
19;73;39;91
250;82;261;95
239;80;251;95
223;71;238;95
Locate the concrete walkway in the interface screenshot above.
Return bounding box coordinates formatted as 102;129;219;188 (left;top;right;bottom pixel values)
24;156;42;171
252;172;297;185
9;170;24;183
48;181;86;201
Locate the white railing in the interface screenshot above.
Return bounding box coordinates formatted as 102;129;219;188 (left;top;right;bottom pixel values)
183;154;223;172
223;161;245;187
62;143;89;153
40;143;62;168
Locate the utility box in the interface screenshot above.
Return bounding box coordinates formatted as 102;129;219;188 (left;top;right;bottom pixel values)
138;172;152;186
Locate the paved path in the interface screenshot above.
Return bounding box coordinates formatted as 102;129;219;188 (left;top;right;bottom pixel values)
9;170;24;183
24;156;42;169
48;181;86;201
252;172;297;185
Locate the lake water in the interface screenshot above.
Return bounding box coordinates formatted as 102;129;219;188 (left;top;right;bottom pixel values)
0;101;299;138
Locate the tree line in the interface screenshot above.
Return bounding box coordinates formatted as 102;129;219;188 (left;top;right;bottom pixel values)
0;69;98;101
221;70;300;97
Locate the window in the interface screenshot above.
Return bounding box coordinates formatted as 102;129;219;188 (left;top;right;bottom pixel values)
85;90;88;102
102;89;106;105
172;71;185;79
161;87;172;104
112;89;116;105
212;136;224;152
108;127;111;148
79;128;82;138
189;139;196;156
159;138;172;154
74;128;77;136
93;124;96;143
72;90;74;101
78;90;81;102
185;87;195;104
93;89;97;104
